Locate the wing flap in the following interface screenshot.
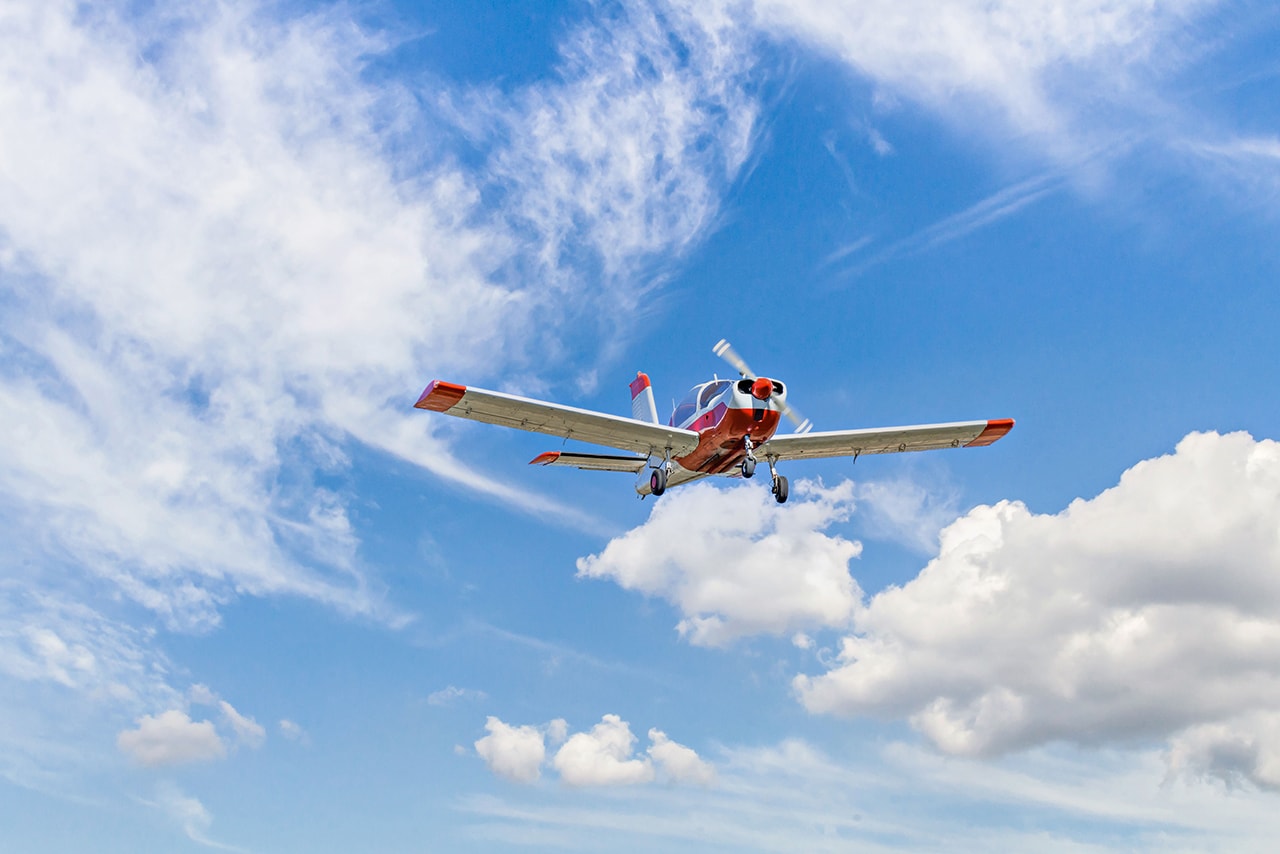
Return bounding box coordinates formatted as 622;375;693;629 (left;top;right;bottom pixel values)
760;419;1013;462
530;451;648;473
415;380;700;457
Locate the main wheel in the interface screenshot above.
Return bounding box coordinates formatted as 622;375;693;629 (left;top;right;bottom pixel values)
650;467;667;496
773;474;789;504
741;457;756;479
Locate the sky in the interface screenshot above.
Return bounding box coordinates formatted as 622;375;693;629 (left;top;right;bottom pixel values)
3;0;1280;850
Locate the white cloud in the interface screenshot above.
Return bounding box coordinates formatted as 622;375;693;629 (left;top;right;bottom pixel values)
746;0;1215;145
0;0;765;780
553;714;655;787
117;710;226;767
475;717;555;784
1168;712;1280;791
426;685;488;707
218;700;265;750
278;719;308;744
852;476;961;553
475;714;711;788
648;728;715;785
577;480;863;646
794;431;1280;791
148;782;245;852
482;0;759;322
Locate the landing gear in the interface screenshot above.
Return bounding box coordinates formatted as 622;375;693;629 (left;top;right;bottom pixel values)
650;466;667;496
766;455;788;504
741;436;757;479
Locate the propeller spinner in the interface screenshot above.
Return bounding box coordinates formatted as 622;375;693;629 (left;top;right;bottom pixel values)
713;339;813;434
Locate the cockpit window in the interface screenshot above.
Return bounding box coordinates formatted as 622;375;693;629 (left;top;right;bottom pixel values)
669;387;700;427
699;380;729;408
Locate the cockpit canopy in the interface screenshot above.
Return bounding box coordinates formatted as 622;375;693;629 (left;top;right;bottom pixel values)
669;380;732;427
667;378;785;427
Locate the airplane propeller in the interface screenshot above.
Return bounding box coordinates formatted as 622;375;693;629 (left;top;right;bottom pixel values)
713;339;813;434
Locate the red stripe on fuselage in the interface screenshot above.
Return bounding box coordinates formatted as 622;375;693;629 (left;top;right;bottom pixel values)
677;407;781;473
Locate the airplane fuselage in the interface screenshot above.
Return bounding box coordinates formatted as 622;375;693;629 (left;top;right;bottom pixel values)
638;378;787;493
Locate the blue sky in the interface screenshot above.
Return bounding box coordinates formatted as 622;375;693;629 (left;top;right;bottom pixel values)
4;0;1280;850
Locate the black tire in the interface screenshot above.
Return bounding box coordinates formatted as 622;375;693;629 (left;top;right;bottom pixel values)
773;475;789;504
741;457;756;479
650;468;667;496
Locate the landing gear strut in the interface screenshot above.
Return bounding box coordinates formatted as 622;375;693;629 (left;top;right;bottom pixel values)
767;456;788;504
741;436;757;479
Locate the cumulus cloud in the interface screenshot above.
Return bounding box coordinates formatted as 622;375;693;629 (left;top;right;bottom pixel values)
554;714;655;786
648;728;715;785
577;480;863;645
117;710;226;767
476;714;711;787
475;717;558;784
1167;712;1280;792
793;431;1280;791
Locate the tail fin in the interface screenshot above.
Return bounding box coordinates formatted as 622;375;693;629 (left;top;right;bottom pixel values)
629;372;659;424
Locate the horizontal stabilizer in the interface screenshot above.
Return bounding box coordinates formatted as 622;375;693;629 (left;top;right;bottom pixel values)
530;451;648;473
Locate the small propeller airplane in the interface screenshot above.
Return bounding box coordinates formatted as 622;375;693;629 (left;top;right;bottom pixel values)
414;340;1013;504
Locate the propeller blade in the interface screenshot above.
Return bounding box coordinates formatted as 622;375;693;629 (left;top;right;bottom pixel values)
715;338;813;433
713;339;755;379
780;401;813;434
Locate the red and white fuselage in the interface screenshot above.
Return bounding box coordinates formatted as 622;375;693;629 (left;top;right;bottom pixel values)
632;373;784;494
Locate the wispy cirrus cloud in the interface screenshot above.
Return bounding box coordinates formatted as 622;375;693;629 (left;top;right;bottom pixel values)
0;0;765;781
746;0;1218;151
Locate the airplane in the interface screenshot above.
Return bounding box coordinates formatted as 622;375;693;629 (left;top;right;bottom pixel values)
414;339;1013;504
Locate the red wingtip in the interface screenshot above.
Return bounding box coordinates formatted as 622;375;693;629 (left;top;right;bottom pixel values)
414;380;467;411
530;451;561;466
966;418;1015;447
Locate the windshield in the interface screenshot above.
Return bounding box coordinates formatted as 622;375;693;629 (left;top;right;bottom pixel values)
669;386;701;427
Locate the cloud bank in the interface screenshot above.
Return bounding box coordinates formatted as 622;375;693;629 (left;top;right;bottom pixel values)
793;432;1280;790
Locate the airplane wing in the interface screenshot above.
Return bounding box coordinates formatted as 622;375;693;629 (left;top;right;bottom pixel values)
529;451;648;472
759;418;1013;462
414;380;700;457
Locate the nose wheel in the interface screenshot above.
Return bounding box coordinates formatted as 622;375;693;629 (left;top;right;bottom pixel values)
741;436;757;479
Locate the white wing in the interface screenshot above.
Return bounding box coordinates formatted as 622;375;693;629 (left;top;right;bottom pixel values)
415;380;700;457
759;419;1013;461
